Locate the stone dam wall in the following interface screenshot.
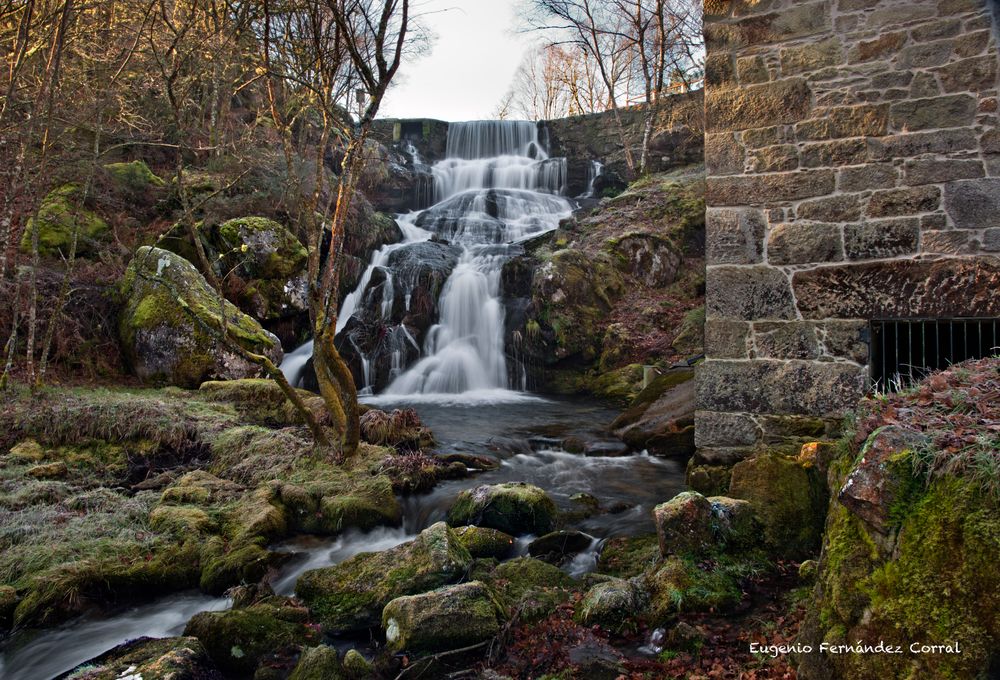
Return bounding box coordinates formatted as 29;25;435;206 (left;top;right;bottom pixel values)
697;0;1000;469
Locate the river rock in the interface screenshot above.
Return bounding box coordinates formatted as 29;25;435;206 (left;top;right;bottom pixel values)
382;581;504;653
487;557;575;622
708;496;760;550
295;522;472;632
183;598;317;677
342;649;375;678
119;246;283;387
611;367;696;457
64;636;215;680
653;491;715;557
528;530;594;562
454;525;515;559
446;482;558;535
575;578;647;633
288;645;346;680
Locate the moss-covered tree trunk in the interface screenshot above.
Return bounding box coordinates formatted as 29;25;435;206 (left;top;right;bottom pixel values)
312;319;359;457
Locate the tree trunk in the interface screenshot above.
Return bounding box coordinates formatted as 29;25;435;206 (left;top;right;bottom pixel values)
312;320;359;457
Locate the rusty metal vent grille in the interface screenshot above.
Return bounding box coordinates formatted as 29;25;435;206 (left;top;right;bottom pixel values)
870;318;1000;391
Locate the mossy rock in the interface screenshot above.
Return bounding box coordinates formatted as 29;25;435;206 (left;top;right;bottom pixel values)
653;491;715;557
801;476;1000;680
486;557;575;622
288;645;346;680
446;482;557;535
341;649;374;678
184;599;318;677
686;461;731;496
382;581;504;653
0;585;18;631
63;636;215;680
19;183;109;257
453;526;515;560
199;541;283;595
295;522;472;632
597;534;660;578
104;160;166;189
728;453;826;559
575;578;647;634
216;216;307;280
7;439;46;463
643;555;743;623
119;246;283;387
26;461;68;479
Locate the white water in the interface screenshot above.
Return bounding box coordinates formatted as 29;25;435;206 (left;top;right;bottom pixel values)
384;121;571;397
279;120;573;399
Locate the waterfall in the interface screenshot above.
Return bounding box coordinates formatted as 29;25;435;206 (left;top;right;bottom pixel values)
280;120;572;399
382;121;571;398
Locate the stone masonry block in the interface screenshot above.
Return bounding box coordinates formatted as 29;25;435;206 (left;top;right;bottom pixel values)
707;170;835;206
844;218;920;260
767;222;844;265
706;208;765;265
705;319;752;358
866;186;940;217
706;78;812;132
707;266;797;321
889;94;977;131
753;321;821;360
795;104;889;141
695;411;762;448
944;179;1000;229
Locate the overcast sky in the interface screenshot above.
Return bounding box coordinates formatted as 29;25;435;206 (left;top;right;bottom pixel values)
380;0;533;121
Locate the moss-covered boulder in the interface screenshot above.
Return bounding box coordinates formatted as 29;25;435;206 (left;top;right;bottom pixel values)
446;482;557;535
119;246;283;387
643;555;744;623
295;522;472;632
104;160;166;189
575;578;647;634
653;491;715;557
184;598;318;677
342;649;374;678
597;534;660;578
382;581;504;653
727;453;826;559
288;645;346;680
64;636;216;680
486;556;575;622
216;216;307;280
707;496;760;550
453;525;515;559
19;183;110;257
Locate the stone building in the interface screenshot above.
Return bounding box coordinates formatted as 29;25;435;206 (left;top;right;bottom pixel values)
696;0;1000;474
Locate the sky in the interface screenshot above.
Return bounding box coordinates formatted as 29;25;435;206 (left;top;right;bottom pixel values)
380;0;533;121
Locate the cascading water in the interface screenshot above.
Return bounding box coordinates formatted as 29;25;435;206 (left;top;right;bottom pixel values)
385;121;570;397
281;120;574;398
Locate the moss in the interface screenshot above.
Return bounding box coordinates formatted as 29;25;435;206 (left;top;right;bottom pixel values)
104;160;166;189
487;557;574;622
575;578;646;633
341;649;373;678
149;505;215;535
644;552;770;623
288;645;346;680
295;522;472;632
671;305;704;357
453;526;515;559
199;541;279;595
0;585;18;631
382;581;503;653
597;534;660;578
7;440;46;463
64;636;213;680
199;379;330;428
184;600;318;677
447;482;557;535
217;216;307;279
26;461;68;479
19;184;109;257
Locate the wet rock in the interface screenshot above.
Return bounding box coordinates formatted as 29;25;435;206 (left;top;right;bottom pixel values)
487;557;575;622
728;453;826;559
575;578;647;633
296;522;472;632
382;581;504;653
644;556;743;622
583;440;630;457
528;530;594;562
653;491;715;557
288;645;345;680
119;246;283;387
447;482;557;535
65;636;216;680
611;367;695;457
667;621;704;652
838;425;928;534
184;599;317;677
436;452;501;471
566;639;627;680
454;526;515;560
597;534;660;578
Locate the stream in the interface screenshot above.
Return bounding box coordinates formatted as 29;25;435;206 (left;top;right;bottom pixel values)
0;121;686;679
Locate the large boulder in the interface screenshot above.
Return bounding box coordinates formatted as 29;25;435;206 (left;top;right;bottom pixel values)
447;482;557;535
728;453;827;559
486;556;575;622
611;366;696;457
20;183;109;258
382;581;504;653
119;246;283;387
216;216;307;280
183;598;318;677
295;522;472;632
575;578;647;634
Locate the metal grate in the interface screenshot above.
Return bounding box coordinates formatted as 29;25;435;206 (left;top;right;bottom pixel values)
870;318;1000;392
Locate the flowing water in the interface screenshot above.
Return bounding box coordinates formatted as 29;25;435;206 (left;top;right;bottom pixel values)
0;122;686;679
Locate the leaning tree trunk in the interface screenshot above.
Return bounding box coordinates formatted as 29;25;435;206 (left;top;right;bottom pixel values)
312;320;359;457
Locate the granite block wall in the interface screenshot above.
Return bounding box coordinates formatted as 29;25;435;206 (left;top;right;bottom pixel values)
697;0;1000;467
